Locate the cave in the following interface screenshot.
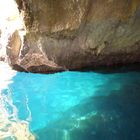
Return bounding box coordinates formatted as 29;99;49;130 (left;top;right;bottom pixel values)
3;0;140;73
0;1;140;140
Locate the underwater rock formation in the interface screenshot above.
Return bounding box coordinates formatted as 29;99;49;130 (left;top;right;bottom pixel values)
8;0;140;73
34;84;140;140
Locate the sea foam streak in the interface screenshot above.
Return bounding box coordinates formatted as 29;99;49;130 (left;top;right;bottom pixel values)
0;62;35;140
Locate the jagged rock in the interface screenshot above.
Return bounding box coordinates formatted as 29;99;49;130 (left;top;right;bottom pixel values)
8;0;140;73
7;30;21;63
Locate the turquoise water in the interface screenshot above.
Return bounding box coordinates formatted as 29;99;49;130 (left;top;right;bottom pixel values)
3;71;140;140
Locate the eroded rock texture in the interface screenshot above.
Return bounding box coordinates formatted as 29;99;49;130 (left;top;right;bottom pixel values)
8;0;140;73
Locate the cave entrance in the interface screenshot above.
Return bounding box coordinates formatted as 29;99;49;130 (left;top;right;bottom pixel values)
0;0;26;61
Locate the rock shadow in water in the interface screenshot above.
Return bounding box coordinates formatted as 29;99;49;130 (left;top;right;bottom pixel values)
34;75;140;140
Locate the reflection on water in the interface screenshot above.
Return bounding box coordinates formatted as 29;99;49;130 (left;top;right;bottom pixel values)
3;69;140;140
0;62;34;140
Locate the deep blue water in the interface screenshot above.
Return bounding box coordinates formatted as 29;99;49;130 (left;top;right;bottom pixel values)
3;71;140;140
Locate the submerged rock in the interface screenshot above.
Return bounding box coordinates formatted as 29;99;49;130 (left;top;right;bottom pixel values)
34;85;140;140
8;0;140;73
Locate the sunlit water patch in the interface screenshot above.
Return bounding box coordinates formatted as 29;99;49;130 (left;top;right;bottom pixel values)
0;62;34;140
2;69;140;140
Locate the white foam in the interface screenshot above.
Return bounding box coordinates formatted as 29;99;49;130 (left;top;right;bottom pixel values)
0;0;26;59
0;62;35;140
0;62;16;92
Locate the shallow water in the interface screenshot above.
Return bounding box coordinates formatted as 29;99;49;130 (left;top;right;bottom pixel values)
0;62;34;140
1;68;140;140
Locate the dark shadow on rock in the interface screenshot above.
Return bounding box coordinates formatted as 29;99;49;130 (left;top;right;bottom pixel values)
75;62;140;74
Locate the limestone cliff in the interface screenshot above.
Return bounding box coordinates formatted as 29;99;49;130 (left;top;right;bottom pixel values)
8;0;140;73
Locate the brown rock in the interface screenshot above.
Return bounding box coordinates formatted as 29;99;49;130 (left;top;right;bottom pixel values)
7;30;21;64
9;0;140;73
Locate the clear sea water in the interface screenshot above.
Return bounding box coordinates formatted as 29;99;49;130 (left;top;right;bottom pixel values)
2;70;140;140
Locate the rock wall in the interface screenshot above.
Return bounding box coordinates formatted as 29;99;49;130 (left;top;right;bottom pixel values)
8;0;140;73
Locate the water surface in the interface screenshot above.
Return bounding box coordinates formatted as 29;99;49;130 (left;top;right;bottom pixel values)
2;70;140;140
